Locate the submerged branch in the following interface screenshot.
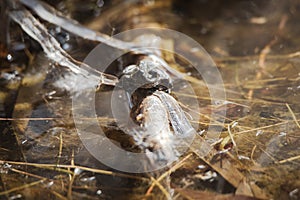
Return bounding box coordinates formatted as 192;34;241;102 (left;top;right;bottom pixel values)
16;0;184;80
19;0;137;51
9;9;119;87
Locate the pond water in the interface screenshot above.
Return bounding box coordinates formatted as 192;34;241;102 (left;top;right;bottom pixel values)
0;0;299;199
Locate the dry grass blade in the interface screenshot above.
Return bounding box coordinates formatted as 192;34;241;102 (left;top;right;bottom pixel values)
148;177;171;199
145;153;193;197
234;121;290;135
50;191;69;200
0;179;46;196
9;167;49;180
56;132;63;166
227;124;237;148
286;103;300;129
0;160;148;181
277;154;300;164
212;51;300;63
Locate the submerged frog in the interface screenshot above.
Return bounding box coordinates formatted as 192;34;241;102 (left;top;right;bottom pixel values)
111;57;196;169
120;57;173;93
132;90;196;168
